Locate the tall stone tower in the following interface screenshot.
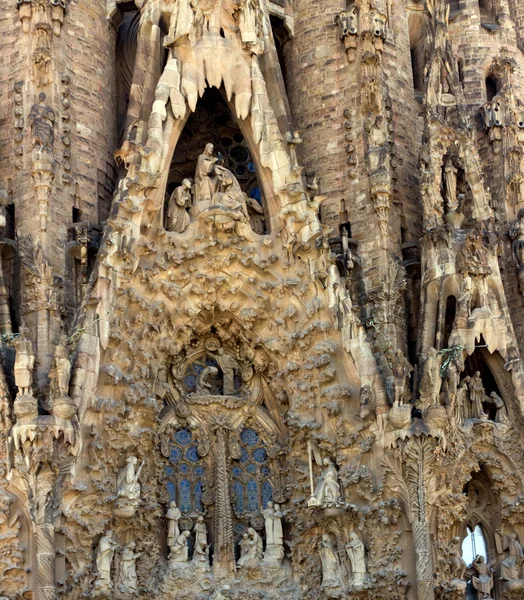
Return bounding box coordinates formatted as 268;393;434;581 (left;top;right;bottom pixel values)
1;0;524;599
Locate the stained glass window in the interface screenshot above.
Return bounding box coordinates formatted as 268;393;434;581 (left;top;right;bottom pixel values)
163;428;205;516
231;427;272;517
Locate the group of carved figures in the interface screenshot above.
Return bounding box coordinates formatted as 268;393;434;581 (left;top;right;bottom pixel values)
388;343;509;428
320;531;368;592
165;144;264;235
167;502;211;568
95;531;141;593
448;532;524;596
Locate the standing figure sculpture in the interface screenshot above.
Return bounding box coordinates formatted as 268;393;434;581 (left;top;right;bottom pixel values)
166;501;182;554
262;501;284;565
13;328;35;396
509;208;524;270
95;530;118;587
320;534;343;591
28;92;55;152
52;336;71;397
211;348;240;396
453;377;470;426
392;349;413;405
419;347;442;409
469;372;487;419
345;531;367;587
193;143;219;212
500;533;524;581
166;179;192;233
118;541;141;594
471;555;494;599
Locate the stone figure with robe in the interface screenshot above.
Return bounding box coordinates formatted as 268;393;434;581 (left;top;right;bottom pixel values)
170;530;190;563
194;143;219;211
237;528;263;568
443;157;458;210
166;501;181;552
13;329;35;396
345;531;367;587
211;348;240;396
262;501;284;565
95;530;118;585
469;372;487;419
509;208;524;269
117;457;143;501
118;541;141;593
471;555;494;599
419;347;442;408
501;533;524;581
320;534;343;591
311;457;342;506
392;349;413;405
166;179;192;233
28;92;55;152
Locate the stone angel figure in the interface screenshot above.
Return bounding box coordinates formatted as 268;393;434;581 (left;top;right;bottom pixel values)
117;457;143;501
307;441;343;507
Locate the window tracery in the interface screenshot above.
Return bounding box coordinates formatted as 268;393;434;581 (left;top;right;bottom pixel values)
162;428;205;515
231;427;272;518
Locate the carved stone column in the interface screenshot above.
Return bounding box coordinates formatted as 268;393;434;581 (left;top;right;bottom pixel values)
32;156;55;233
212;421;235;575
36;521;56;600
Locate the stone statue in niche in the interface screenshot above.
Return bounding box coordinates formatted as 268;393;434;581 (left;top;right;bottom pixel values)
114;457;143;517
449;536;467;582
13;328;35;397
392;349;413;405
95;530;118;589
170;530;190;564
500;533;524;582
418;347;442;409
246;196;264;234
193;517;209;567
166;501;181;555
53;336;71;398
320;534;344;594
452;376;470;426
509;208;524;295
471;555;494;599
443;157;459;212
28;92;55;153
469;372;487;420
118;541;141;594
309;456;343;507
194;143;219;209
166;179;192;233
262;501;284;566
237;528;263;569
365;114;389;174
210;348;240;396
487;391;511;425
345;531;368;587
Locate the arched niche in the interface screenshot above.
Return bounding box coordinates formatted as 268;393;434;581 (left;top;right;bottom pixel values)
434;276;460;351
156;86;278;232
162;87;269;234
408;12;429;101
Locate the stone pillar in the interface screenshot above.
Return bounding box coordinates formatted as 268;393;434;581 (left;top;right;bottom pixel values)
213;425;235;575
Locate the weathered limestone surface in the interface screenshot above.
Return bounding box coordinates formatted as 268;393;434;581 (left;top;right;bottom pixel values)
2;1;524;600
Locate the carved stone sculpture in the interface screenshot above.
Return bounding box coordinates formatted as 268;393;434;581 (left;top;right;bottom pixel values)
509;208;524;295
309;457;342;507
211;348;240;396
500;533;524;581
118;541;141;594
166;179;192;233
392;349;413;405
419;347;442;409
114;457;143;517
488;391;511;425
28;92;55;153
236;528;263;569
194;143;219;209
320;534;343;594
469;372;487;419
166;501;181;553
449;536;467;581
13;328;35;396
95;531;118;589
443;157;458;210
471;555;494;599
262;501;284;566
194;366;219;396
193;517;209;567
345;531;367;587
170;530;190;564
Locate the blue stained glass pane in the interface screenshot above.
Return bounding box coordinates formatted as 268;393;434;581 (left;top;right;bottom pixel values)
247;161;255;173
167;480;176;502
179;463;190;474
174;428;193;446
233;481;244;513
194;465;205;476
232;466;243;478
261;466;271;476
247;464;257;474
241;428;259;447
184;375;196;389
249;187;261;201
234;522;246;534
262;481;273;508
240;448;249;463
253;448;268;463
247;479;258;512
170;447;182;463
186;446;199;463
194;363;205;373
179;478;191;513
194;481;203;513
164;466;175;476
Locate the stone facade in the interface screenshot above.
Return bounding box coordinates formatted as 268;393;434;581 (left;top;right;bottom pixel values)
1;1;524;599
